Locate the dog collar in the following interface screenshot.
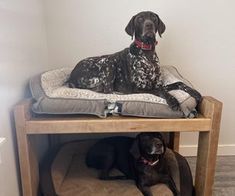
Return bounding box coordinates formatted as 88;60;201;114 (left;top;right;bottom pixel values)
140;156;159;166
134;39;158;50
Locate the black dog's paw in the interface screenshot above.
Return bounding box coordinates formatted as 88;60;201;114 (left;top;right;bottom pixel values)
99;171;110;180
174;193;181;196
188;89;202;103
176;82;202;103
166;82;202;104
172;189;181;196
166;96;180;111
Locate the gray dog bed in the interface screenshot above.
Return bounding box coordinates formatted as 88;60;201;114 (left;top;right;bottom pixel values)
30;66;199;118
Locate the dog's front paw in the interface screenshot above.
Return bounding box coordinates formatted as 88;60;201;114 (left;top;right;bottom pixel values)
174;192;181;196
189;89;202;103
166;96;180;111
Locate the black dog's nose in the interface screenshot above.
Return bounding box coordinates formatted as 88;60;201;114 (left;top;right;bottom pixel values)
156;143;163;148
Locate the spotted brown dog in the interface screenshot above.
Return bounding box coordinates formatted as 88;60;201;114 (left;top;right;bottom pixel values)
68;11;202;111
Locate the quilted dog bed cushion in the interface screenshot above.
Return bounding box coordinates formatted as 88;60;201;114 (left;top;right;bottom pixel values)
30;66;198;118
40;140;174;196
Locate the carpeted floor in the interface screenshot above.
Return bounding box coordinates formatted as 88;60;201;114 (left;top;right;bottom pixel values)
187;156;235;196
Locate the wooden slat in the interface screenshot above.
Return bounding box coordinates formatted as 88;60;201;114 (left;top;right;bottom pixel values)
25;116;211;134
19;97;212;134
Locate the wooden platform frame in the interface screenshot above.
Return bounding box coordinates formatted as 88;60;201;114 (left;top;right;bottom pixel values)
14;96;222;196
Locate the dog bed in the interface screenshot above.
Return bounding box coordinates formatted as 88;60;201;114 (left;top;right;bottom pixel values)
30;66;199;118
40;140;175;196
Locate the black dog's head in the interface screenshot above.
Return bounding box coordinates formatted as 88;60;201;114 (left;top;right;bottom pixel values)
130;132;166;160
125;11;166;44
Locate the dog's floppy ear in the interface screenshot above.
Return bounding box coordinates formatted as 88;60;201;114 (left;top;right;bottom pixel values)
162;136;167;154
125;15;136;38
129;135;140;159
154;14;166;37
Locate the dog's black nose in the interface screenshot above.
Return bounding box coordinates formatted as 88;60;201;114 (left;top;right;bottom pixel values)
156;143;163;148
144;21;154;29
146;22;153;28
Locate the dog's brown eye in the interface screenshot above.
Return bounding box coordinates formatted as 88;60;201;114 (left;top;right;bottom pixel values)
151;16;157;22
137;17;144;23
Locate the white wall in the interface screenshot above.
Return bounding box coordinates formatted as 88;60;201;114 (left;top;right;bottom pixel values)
0;0;48;195
43;0;235;155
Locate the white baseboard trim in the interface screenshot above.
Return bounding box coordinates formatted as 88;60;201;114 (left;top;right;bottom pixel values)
179;144;235;156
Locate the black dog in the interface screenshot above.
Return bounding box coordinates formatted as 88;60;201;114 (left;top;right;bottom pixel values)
86;133;194;196
68;11;202;111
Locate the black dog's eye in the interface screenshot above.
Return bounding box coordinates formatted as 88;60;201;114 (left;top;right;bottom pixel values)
137;17;144;23
151;15;157;22
154;134;163;140
140;135;151;142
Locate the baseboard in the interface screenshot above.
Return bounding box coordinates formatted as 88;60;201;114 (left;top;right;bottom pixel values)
179;144;235;156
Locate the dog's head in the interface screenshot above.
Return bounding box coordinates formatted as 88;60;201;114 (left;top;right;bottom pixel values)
130;132;166;160
125;11;166;44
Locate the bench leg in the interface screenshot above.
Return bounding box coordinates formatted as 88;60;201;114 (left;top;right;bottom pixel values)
195;131;218;196
195;97;222;196
16;133;38;196
169;132;180;152
14;101;38;196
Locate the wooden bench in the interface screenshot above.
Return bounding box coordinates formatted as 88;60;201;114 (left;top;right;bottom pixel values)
14;96;222;196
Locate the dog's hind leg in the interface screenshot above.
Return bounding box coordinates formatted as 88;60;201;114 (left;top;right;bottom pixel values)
99;156;129;180
86;143;116;180
95;145;116;180
101;174;128;180
99;163;115;180
86;142;128;180
136;183;153;196
99;149;128;181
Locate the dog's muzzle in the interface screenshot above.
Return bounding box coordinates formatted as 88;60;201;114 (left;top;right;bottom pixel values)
142;20;156;40
148;144;164;155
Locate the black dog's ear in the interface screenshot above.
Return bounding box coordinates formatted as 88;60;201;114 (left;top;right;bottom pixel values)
159;133;167;154
125;15;136;38
153;132;163;139
154;14;166;37
129;137;140;159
